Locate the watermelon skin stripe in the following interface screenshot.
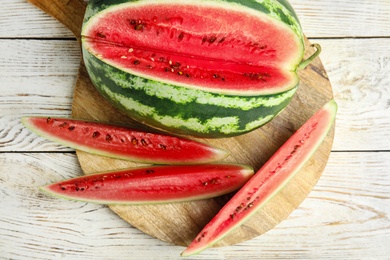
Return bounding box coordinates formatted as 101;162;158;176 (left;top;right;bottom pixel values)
84;51;296;137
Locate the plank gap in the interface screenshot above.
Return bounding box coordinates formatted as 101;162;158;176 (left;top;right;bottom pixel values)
332;150;390;153
308;36;390;40
0;151;76;154
0;37;77;41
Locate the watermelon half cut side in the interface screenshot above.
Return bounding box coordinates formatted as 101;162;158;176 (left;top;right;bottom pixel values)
181;99;337;256
40;164;254;205
21;116;229;164
81;0;321;137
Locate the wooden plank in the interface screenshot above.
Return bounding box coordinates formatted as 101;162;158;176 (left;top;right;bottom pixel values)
1;38;389;152
1;0;74;38
1;152;389;258
316;38;390;151
27;0;86;39
0;39;79;152
291;0;390;38
0;39;80;75
1;0;390;38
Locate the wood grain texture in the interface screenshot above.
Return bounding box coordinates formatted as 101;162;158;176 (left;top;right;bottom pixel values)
315;38;390;151
1;0;75;38
0;39;79;152
26;0;86;40
291;0;390;38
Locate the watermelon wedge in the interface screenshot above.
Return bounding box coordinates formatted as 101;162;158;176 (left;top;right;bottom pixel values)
81;0;321;137
21;116;228;164
181;100;337;256
40;164;254;204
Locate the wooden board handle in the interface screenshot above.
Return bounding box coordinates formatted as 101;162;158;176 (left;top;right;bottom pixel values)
27;0;86;40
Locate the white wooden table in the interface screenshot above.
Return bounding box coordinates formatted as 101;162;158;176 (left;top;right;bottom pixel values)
1;0;389;259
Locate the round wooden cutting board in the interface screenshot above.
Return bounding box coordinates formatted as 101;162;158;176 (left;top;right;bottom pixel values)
71;41;334;247
29;0;334;248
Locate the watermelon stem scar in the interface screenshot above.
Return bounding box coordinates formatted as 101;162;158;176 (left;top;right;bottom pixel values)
297;44;322;70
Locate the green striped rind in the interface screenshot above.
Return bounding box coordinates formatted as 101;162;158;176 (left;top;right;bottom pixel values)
84;50;296;137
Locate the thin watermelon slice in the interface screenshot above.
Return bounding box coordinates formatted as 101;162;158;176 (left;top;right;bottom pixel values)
181;99;337;256
40;164;254;204
81;0;321;137
21;116;229;164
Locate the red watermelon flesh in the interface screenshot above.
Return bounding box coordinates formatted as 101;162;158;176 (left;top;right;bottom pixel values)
21;116;229;164
40;164;254;204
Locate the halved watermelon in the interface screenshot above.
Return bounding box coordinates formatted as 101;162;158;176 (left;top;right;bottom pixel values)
181;100;337;256
81;0;321;137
